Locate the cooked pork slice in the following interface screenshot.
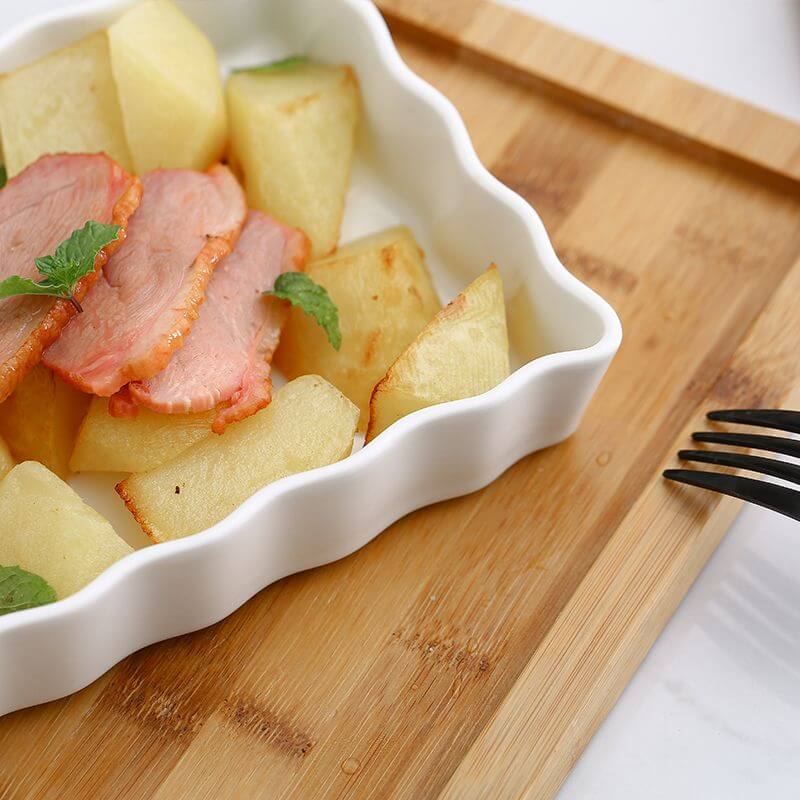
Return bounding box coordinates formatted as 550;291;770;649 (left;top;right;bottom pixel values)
112;211;309;433
44;164;246;396
0;154;141;403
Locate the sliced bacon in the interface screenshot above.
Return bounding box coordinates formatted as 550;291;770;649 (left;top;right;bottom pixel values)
0;154;141;403
44;165;246;396
111;211;310;433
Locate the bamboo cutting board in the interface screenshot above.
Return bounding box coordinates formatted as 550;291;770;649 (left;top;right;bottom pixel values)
3;2;800;798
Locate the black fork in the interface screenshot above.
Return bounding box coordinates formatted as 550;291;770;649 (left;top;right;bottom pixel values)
663;410;800;521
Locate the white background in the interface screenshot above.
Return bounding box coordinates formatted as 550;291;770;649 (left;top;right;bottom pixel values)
5;2;800;798
494;2;800;798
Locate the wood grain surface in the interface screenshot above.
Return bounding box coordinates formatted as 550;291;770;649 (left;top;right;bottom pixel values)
2;2;800;799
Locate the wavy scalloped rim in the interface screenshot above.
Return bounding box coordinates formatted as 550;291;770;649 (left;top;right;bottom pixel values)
0;0;621;713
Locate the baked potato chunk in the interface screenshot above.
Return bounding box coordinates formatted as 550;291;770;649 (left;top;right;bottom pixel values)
275;226;441;428
117;375;359;542
0;365;90;479
366;265;510;442
227;61;359;258
70;398;215;474
108;0;227;172
0;31;132;176
0;461;132;598
0;436;14;480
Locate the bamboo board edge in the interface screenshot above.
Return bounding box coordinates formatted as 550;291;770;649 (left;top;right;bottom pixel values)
376;0;800;194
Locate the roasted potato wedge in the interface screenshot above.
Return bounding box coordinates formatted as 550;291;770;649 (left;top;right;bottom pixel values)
70;398;215;474
0;365;90;479
0;461;132;598
108;0;227;172
276;226;441;428
366;265;510;442
227;61;359;257
118;376;359;542
0;31;132;175
0;436;14;480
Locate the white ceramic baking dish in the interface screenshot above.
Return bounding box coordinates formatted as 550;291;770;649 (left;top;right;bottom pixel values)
0;0;621;716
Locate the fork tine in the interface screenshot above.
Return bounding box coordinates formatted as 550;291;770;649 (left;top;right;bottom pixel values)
707;409;800;434
691;431;800;459
663;469;800;521
678;449;800;486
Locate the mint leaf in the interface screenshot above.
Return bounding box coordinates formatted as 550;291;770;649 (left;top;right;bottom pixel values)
0;165;7;189
36;220;120;288
0;565;57;615
0;220;120;312
267;272;341;350
234;54;308;74
0;275;61;299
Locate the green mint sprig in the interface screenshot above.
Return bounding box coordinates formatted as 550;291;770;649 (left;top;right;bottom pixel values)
266;272;341;350
0;565;57;615
0;220;120;313
233;54;309;74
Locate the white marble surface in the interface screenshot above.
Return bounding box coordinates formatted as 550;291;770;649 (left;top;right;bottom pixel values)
493;2;800;798
3;2;799;797
558;504;800;799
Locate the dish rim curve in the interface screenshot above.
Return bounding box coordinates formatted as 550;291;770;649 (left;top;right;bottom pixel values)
0;0;622;638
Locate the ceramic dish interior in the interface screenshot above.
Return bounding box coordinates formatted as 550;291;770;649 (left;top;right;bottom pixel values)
0;0;621;715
